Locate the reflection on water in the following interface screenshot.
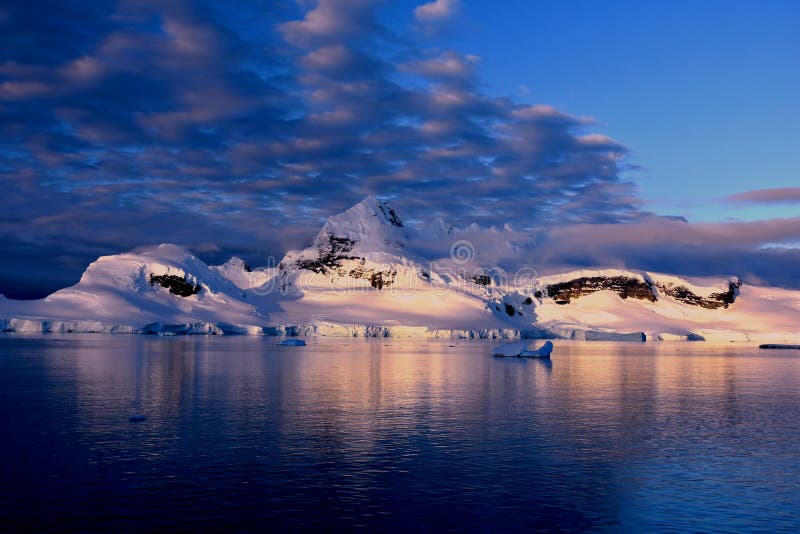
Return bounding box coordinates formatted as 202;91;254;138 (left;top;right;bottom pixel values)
1;335;799;531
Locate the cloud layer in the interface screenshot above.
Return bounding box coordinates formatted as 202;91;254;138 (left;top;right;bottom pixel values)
0;0;644;296
0;0;796;297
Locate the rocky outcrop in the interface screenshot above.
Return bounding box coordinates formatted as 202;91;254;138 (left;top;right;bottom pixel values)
288;234;399;290
294;234;359;274
655;280;741;309
546;276;656;304
544;275;741;309
471;273;491;286
377;202;403;227
345;263;397;289
149;274;201;297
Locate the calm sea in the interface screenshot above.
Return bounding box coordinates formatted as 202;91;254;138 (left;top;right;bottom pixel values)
1;335;799;532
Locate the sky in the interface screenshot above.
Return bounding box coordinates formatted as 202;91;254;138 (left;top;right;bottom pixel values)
0;0;798;298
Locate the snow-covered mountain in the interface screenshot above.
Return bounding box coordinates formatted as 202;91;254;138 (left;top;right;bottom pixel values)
1;196;799;341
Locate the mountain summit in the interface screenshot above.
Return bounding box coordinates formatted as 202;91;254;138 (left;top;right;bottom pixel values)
313;195;408;254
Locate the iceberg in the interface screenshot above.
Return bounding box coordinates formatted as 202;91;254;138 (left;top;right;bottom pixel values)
493;340;553;358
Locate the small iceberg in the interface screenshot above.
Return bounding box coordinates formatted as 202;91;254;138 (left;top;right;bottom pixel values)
279;338;306;346
129;414;146;422
493;340;553;358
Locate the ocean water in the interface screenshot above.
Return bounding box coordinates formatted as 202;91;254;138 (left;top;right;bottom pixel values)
1;335;799;532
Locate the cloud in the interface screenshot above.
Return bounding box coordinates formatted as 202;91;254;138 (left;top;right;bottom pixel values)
0;0;793;296
547;216;800;250
533;216;800;288
401;213;800;289
401;50;478;85
727;187;800;204
280;0;378;47
414;0;460;25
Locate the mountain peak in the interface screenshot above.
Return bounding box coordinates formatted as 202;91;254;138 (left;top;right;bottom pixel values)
220;256;252;272
313;195;406;253
344;195;404;228
423;216;454;239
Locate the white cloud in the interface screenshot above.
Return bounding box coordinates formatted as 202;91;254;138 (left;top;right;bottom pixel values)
414;0;460;25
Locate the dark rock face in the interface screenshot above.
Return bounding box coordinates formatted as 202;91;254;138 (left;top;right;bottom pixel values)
523;296;533;305
291;233;399;290
149;274;201;297
370;272;387;290
377;202;403;227
343;264;396;290
544;275;741;309
471;274;491;286
296;234;358;274
504;303;516;317
546;276;657;304
656;280;741;309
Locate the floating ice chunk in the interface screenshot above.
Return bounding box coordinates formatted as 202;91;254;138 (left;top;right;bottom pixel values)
520;340;553;358
493;340;553;358
129;414;146;422
492;341;526;357
279;338;306;346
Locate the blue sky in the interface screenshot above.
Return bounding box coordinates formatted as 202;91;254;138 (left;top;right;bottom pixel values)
408;0;800;222
0;0;798;297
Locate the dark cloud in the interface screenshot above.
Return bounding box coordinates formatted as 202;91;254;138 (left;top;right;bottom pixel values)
0;0;792;297
0;0;117;66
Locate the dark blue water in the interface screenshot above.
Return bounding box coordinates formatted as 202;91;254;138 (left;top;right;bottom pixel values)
1;335;799;532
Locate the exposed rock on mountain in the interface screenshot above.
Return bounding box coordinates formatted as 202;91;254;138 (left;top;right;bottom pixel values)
149;274;202;297
546;276;656;304
294;235;359;274
655;280;741;309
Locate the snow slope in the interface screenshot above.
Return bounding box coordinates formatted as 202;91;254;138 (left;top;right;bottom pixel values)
0;244;268;333
1;197;798;341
